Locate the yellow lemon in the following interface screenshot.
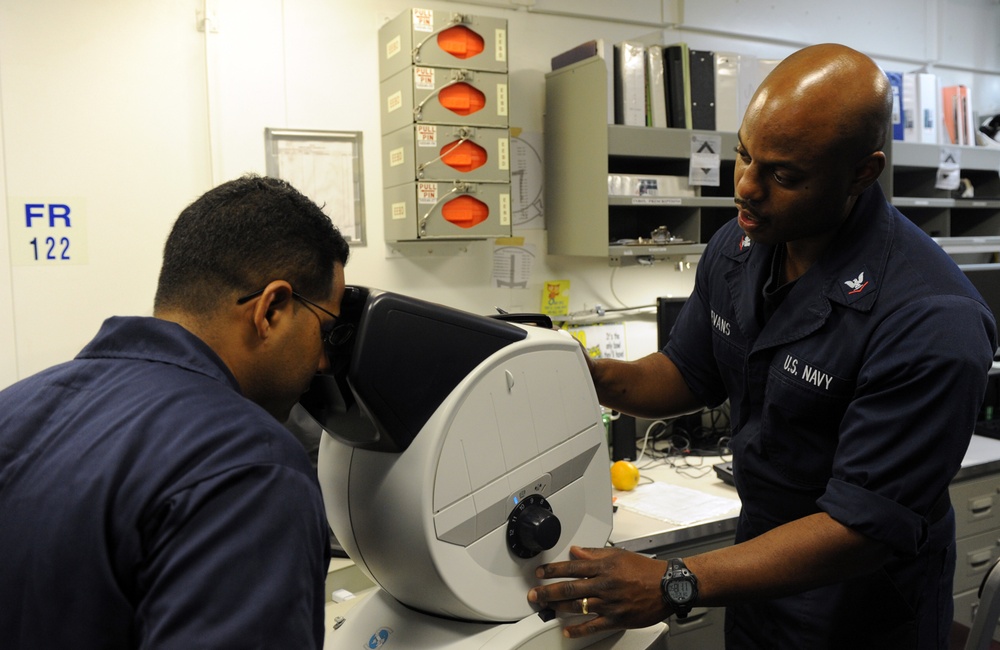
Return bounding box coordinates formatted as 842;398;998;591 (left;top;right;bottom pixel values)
610;460;640;491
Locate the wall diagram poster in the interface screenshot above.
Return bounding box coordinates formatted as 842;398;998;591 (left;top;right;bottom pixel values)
510;130;544;230
265;129;366;244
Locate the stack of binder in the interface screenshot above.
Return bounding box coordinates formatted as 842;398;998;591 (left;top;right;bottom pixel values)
891;70;979;146
614;41;647;127
552;39;771;132
941;84;975;146
901;71;940;144
378;8;512;242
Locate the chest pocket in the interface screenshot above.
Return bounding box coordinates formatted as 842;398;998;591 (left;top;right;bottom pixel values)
762;356;855;487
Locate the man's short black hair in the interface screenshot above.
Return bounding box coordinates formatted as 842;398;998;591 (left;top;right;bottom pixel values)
154;174;350;315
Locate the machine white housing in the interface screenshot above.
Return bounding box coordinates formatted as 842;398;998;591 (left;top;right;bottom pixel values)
309;288;613;623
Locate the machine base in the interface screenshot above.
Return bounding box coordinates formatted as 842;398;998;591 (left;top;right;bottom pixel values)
329;589;667;649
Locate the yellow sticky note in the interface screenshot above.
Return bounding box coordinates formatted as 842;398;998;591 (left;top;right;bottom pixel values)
541;280;570;316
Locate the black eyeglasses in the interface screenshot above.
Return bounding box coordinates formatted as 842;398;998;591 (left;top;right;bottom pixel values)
237;288;354;350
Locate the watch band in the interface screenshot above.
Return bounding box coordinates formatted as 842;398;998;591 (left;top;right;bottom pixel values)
661;557;698;619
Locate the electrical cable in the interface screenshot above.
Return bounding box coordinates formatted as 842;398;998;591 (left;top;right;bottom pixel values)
632;404;734;481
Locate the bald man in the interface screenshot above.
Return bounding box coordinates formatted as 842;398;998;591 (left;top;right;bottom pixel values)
528;44;997;649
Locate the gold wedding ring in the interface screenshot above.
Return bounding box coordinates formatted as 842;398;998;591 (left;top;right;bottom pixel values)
581;597;589;615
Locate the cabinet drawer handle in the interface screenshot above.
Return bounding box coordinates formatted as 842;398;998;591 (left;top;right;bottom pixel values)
969;550;994;568
970;497;994;515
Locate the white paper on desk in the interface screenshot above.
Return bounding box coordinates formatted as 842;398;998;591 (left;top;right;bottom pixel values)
615;482;740;526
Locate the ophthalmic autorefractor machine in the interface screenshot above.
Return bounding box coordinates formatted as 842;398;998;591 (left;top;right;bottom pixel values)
300;287;666;649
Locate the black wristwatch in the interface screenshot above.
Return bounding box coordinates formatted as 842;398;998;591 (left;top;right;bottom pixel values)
661;557;699;619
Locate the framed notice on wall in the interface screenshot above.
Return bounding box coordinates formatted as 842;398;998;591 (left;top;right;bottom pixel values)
264;128;366;245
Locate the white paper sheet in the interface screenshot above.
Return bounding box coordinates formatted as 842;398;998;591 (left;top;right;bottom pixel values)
615;481;740;526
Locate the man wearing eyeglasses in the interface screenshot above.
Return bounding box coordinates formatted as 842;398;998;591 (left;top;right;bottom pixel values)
0;174;348;649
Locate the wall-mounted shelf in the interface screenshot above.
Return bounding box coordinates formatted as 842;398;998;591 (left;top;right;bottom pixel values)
934;236;1000;258
544;56;737;267
887;140;1000;245
545;55;1000;267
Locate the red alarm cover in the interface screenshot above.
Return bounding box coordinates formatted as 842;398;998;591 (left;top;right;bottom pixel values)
437;25;485;60
438;83;486;116
441;140;487;173
441;195;489;228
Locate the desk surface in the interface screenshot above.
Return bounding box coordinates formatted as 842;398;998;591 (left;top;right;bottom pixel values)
609;434;1000;553
958;433;1000;481
609;455;740;553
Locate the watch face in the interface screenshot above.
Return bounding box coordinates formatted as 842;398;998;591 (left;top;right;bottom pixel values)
667;580;693;602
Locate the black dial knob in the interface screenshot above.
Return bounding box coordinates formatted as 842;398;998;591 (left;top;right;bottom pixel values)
517;505;561;552
506;494;561;558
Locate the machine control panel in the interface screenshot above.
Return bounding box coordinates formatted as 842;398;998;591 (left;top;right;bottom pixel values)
507;474;552;516
506;493;561;558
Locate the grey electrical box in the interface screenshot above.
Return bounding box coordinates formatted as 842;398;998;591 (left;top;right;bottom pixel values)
384;181;511;241
381;124;511;187
378;8;508;81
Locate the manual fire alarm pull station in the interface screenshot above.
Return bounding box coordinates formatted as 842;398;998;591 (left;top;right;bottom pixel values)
382;125;511;187
384;181;511;241
378;8;512;243
378;8;508;80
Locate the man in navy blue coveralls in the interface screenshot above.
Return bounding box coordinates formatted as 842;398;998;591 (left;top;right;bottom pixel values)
0;175;349;648
528;44;998;648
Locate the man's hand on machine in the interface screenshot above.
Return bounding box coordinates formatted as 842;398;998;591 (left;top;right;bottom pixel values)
527;546;672;638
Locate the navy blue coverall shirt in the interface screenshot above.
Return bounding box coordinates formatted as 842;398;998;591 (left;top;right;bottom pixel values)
0;317;331;649
665;184;997;649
